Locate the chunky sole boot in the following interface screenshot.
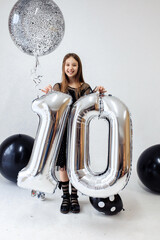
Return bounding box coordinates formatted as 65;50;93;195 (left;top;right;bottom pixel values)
60;194;70;214
70;194;80;213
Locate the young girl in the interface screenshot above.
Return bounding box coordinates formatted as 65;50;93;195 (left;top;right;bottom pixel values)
42;53;106;214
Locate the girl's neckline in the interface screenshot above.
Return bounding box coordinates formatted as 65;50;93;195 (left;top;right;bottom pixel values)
68;82;84;89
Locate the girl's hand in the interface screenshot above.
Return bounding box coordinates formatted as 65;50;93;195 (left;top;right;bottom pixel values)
41;84;52;94
95;86;107;93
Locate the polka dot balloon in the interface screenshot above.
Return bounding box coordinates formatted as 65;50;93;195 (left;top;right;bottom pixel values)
89;194;124;215
8;0;65;56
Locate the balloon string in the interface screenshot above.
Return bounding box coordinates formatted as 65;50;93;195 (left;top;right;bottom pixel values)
98;93;103;118
31;54;43;98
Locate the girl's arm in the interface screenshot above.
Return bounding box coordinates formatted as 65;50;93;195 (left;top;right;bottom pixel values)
83;84;107;96
93;86;107;93
52;83;61;91
41;83;61;93
41;84;52;93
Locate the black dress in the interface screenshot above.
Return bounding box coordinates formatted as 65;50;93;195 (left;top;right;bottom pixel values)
53;82;93;169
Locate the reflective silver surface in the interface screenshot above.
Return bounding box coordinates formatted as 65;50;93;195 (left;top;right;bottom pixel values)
67;92;132;198
17;91;72;193
9;0;65;56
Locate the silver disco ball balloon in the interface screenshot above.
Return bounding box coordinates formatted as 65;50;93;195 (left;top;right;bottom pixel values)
8;0;65;56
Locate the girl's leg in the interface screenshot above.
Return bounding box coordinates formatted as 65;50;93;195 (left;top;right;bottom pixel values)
59;168;80;214
59;168;69;182
70;184;80;213
59;168;70;214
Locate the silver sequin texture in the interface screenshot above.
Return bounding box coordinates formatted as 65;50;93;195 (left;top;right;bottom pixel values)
9;0;65;56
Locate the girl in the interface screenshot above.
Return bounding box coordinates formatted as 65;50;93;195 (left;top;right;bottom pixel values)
42;53;106;214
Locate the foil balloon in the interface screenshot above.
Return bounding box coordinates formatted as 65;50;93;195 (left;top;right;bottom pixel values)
17;91;72;193
67;92;132;198
8;0;65;56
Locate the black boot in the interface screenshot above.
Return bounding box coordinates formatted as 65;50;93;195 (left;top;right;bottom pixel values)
59;181;70;214
60;193;70;214
70;184;80;213
70;194;80;213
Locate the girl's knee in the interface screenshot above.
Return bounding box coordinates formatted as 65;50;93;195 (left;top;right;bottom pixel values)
59;167;66;172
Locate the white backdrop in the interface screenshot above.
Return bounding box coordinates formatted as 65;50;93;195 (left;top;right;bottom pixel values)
1;1;160;240
0;0;160;173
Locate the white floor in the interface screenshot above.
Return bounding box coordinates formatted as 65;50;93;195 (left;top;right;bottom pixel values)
0;168;160;240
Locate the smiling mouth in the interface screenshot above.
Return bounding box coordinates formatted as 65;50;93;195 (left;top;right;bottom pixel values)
67;71;74;74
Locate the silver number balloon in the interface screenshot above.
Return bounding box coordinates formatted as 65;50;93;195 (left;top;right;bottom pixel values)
67;92;132;198
17;91;72;193
9;0;65;56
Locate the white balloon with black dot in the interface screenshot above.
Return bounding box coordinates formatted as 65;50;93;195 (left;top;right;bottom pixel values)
89;194;124;215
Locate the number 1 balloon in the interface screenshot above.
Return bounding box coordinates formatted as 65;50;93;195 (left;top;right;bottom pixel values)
8;0;65;56
17;91;72;193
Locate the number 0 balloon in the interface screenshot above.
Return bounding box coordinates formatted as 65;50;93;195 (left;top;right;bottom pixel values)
67;93;132;198
8;0;65;56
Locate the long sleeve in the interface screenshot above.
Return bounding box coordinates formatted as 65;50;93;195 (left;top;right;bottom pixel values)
81;83;93;96
53;83;61;91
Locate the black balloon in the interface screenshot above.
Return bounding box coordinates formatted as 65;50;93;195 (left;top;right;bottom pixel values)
137;145;160;193
89;194;123;215
0;134;34;183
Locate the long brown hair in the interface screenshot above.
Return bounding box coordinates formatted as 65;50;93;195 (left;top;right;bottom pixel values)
61;53;85;93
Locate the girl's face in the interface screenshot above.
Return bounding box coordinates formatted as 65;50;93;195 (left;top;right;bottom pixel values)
64;57;79;80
